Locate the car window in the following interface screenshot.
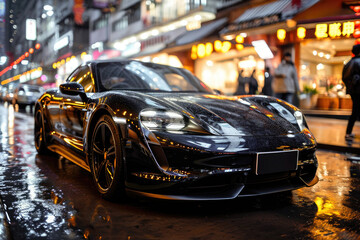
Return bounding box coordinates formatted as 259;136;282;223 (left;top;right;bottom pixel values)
96;61;213;93
69;66;94;93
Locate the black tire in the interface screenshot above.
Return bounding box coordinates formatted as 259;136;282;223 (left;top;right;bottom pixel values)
18;103;26;110
90;115;125;200
34;109;49;154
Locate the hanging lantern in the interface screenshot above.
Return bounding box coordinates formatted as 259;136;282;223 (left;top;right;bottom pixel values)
297;27;306;39
235;35;244;43
277;29;286;41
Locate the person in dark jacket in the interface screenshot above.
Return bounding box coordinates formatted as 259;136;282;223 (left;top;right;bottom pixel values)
262;67;273;96
342;44;360;140
234;69;247;95
248;69;258;94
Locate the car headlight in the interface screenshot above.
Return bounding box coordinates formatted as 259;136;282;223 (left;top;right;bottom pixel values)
140;110;186;131
140;109;208;134
294;111;306;131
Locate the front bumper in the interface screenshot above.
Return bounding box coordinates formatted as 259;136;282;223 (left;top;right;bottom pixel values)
125;130;318;200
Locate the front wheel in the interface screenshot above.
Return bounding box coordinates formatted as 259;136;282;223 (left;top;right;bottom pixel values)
34;109;49;154
90;115;125;200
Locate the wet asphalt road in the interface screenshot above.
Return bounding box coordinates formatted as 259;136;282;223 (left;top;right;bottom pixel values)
0;104;359;240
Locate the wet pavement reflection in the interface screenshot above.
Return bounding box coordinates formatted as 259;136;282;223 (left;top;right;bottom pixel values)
0;104;359;239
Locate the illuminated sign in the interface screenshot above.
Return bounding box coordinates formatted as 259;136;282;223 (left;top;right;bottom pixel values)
252;40;274;59
54;36;69;51
0;0;5;17
26;19;37;40
191;38;246;59
315;21;354;39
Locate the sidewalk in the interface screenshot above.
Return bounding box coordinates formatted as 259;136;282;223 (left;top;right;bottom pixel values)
306;116;360;154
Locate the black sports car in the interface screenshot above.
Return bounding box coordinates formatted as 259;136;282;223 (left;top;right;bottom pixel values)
34;60;318;200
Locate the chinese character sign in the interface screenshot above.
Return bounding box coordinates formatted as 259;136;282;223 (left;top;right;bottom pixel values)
315;22;355;39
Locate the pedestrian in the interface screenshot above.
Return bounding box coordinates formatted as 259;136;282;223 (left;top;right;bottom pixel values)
234;69;247;95
248;69;258;95
261;67;273;96
273;52;300;104
342;44;360;141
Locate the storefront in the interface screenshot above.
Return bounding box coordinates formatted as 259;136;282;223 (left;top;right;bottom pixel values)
285;0;360;110
296;21;356;109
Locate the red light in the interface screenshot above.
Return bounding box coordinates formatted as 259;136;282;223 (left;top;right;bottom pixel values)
351;6;360;13
35;43;41;49
25;52;29;57
355;21;360;28
29;48;34;54
354;29;360;38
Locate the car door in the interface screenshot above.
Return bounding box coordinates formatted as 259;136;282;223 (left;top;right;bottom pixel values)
60;65;94;153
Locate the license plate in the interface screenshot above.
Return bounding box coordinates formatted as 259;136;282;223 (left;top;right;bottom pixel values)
256;150;299;175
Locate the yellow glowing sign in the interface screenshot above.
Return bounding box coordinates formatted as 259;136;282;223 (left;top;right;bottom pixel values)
328;23;342;38
343;21;355;37
315;21;355;39
192;39;244;59
315;24;328;38
297;27;306;39
277;29;286;41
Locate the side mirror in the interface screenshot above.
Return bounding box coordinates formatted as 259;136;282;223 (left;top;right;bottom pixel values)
59;82;88;101
60;82;85;95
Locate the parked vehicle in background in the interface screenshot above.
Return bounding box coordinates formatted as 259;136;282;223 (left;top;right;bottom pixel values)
12;84;44;109
0;86;5;103
4;84;16;104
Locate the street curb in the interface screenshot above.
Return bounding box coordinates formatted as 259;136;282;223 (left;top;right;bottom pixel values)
317;143;360;154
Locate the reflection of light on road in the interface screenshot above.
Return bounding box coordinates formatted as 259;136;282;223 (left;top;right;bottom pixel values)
8;105;14;145
297;151;355;239
314;197;340;216
27;171;37;200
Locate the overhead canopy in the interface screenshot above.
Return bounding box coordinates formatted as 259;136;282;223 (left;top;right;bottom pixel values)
222;0;319;34
120;0;141;10
175;18;228;46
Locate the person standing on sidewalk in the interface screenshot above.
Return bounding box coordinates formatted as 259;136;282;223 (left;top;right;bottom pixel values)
342;44;360;140
234;69;247;95
273;52;300;105
262;67;274;96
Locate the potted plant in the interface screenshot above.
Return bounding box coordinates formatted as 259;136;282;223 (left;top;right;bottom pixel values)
300;84;319;109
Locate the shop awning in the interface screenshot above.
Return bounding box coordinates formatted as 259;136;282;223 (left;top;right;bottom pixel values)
175;18;228;46
222;0;319;34
120;0;141;10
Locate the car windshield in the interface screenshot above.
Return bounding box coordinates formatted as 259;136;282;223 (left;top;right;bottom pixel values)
96;61;214;93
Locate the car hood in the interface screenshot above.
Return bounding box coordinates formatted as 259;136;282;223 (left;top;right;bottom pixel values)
138;92;300;137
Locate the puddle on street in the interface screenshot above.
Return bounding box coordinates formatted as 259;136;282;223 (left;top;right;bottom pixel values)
0;104;359;239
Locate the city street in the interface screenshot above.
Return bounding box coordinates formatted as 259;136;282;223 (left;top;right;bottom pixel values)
0;104;359;240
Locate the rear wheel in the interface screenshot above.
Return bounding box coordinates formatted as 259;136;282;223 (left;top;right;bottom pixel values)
90;115;125;200
34;109;49;154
